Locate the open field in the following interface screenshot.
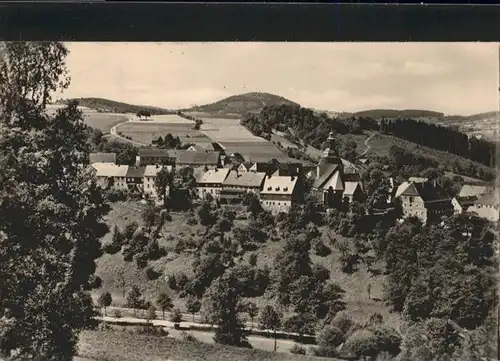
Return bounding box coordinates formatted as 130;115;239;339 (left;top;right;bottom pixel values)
76;330;326;361
47;105;128;134
185;111;241;119
199;117;263;143
115;121;212;146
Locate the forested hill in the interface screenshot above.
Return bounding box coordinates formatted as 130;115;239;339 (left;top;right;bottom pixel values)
184;92;299;116
241;104;496;180
56;98;174;115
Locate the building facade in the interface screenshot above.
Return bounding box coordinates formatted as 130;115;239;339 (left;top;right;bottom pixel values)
143;165;171;199
260;175;299;214
196;168;230;201
220;170;266;204
91;163;128;191
395;180;453;224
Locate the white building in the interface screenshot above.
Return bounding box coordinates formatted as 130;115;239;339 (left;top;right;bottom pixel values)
260;175;299;214
196;168;230;201
467;188;499;223
91;162;128;191
143;165;172;199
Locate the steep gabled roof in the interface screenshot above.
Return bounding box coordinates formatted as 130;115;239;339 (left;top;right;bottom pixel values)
126;166;146;178
261;175;298;195
399;182;420;197
223;170;266;188
458;184;488;198
474;188;500;206
197;168;230;184
413;182;451;202
323;171;344;191
312;164;339;189
91;163;128;177
344;181;362;196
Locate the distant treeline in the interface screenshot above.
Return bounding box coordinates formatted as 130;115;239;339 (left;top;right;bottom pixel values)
379;118;496;168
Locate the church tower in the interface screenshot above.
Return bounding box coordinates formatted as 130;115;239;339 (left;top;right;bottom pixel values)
321;132;343;167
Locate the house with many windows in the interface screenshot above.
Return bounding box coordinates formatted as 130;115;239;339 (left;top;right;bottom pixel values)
219;170;266;204
143;165;171;199
91;163;128;191
196;168;230;201
260;174;299;214
394;179;453;224
137;148;177;166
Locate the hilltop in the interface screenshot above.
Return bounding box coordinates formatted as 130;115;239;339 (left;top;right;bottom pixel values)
56;98;174;115
185;92;300;117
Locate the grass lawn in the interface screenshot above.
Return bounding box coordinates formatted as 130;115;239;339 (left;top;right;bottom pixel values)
219;141;287;161
76;330;327;361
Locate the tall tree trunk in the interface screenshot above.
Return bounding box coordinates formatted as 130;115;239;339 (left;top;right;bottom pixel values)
274;331;277;352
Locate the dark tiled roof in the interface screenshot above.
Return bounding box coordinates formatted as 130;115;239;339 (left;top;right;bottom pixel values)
139;148;177;158
89;152;116;163
223;170;266;188
126;166;146;178
176;150;220;165
399;183;420;197
413;182;451;202
312;164;339;189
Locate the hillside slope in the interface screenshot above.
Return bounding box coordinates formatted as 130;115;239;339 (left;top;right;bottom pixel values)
57;98;173;115
185;92;300;116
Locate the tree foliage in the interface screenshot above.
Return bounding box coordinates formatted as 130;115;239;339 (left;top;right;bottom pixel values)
0;42;109;360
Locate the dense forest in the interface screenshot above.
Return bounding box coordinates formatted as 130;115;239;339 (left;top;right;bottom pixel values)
380;118;496;168
241;104;496;180
241;104;378;150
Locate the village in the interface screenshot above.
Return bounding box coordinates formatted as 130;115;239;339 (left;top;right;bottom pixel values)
89;131;499;224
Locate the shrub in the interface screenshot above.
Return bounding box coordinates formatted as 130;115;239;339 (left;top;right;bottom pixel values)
312;239;331;257
290;344;306;355
331;311;354;334
145;267;163;280
345;329;379;359
135;324;169;337
180;331;199;342
114;310;122;318
317;326;345;349
186;216;198;225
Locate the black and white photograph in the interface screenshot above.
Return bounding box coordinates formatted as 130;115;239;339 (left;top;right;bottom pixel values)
0;41;498;361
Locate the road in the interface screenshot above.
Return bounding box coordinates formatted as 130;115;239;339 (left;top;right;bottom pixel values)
98;313;304;354
109;118;148;147
359;133;375;157
101;305;309;339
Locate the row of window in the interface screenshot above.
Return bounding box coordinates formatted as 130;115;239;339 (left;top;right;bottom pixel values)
262;201;290;206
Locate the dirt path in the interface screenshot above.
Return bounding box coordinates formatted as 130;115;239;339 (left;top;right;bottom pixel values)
109;119;148;147
359;133;375;157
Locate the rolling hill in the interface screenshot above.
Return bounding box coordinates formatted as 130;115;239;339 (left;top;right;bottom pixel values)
56;98;174;115
184;92;300;117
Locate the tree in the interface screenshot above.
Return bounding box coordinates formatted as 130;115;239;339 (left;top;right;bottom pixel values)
142;201;157;231
246;302;259;330
284;313;317;343
170;307;183;326
156;292;174;320
98;292;112;316
0;42;109;360
154;167;173;209
146;305;157;323
316;326;344;357
345;329;379;360
259;305;283;352
204;268;250;348
126;286;143;317
185;295;201;322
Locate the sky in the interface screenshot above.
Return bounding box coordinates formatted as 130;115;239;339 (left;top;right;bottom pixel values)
61;42;498;115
